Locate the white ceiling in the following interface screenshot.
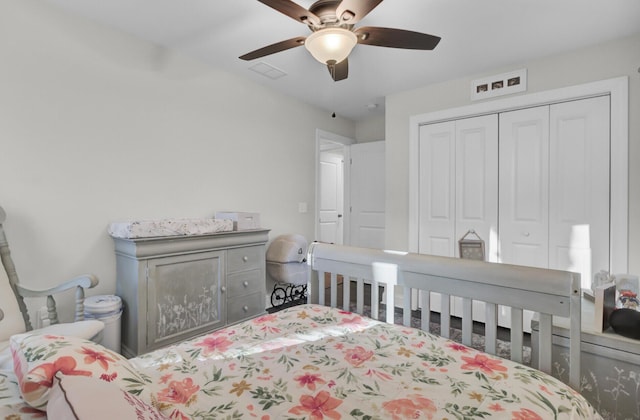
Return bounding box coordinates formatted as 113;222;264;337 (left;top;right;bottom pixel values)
42;0;640;121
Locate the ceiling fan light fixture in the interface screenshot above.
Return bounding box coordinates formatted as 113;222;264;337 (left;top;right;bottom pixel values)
304;28;357;64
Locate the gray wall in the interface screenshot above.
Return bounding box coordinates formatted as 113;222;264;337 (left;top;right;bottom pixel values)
355;114;385;143
385;32;640;274
0;0;355;319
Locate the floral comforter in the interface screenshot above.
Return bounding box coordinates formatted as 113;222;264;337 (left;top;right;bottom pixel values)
127;304;600;419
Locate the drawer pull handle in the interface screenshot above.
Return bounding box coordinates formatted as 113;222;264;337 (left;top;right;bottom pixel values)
221;286;227;293
242;256;249;262
243;281;249;287
243;305;249;312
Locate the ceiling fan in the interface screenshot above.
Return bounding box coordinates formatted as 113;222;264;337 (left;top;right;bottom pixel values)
239;0;441;81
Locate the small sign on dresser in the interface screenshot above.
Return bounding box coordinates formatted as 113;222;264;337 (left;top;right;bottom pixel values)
593;282;617;333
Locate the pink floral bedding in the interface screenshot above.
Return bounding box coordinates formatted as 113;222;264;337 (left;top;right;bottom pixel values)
0;304;601;419
128;304;600;419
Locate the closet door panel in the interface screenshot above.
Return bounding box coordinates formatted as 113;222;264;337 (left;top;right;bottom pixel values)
499;106;550;268
549;96;610;289
418;121;456;257
418;121;456;314
455;115;498;262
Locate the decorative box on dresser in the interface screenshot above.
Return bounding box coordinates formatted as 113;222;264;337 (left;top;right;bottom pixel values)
110;229;269;358
531;298;640;419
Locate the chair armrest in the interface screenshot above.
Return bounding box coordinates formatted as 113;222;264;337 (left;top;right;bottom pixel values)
15;274;98;297
15;274;99;325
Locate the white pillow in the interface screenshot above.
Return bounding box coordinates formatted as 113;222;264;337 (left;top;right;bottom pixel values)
47;373;167;420
0;265;25;342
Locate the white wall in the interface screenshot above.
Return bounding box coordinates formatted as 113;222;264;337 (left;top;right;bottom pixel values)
0;0;355;320
355;114;385;143
385;32;640;274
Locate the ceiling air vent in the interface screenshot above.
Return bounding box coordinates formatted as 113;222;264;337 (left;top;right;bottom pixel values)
248;62;287;80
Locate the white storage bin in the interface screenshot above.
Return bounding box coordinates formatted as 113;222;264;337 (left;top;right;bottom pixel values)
215;212;260;230
84;295;123;353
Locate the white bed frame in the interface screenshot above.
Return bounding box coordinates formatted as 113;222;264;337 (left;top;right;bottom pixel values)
306;242;581;390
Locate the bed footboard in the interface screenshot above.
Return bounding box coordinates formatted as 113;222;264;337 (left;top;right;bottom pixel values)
307;243;581;390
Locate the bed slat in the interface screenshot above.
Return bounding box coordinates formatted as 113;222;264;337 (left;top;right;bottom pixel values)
420;290;431;332
538;313;553;373
330;273;338;308
510;308;524;364
318;271;326;306
385;285;395;323
402;286;412;327
356;278;364;314
441;294;451;339
484;303;498;355
371;278;379;320
461;297;473;346
342;277;350;311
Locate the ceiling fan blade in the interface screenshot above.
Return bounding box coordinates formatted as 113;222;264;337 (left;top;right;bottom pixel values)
239;36;307;60
327;59;349;81
355;26;441;50
336;0;384;24
257;0;321;26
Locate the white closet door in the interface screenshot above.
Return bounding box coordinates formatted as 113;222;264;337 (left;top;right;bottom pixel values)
455;115;499;262
418;121;456;256
454;115;498;320
419;116;498;257
499;106;550;268
419;117;498;315
549;96;610;289
418;122;455;313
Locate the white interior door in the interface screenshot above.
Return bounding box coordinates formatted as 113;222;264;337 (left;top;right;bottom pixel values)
499;106;550;268
418;116;498;314
549;96;610;289
349;141;385;249
498;106;549;332
418;121;456;256
318;152;344;244
455;115;499;262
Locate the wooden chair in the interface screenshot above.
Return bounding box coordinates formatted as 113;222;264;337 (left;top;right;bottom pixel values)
0;206;104;353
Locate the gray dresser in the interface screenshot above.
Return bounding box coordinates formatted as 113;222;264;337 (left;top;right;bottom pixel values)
111;229;269;357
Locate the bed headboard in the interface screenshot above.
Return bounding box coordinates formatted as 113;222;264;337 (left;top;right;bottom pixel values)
307;242;581;390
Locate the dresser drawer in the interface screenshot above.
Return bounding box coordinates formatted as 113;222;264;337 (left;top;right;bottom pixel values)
227;269;263;298
227;246;263;273
227;293;264;324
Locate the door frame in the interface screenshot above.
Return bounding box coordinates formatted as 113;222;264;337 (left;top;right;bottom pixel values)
315;129;354;244
409;76;629;273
